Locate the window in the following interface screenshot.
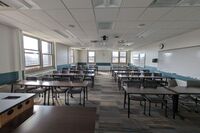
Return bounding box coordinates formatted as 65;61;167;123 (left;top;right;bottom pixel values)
119;51;126;63
70;49;74;64
112;51;127;63
130;52;145;67
112;51;119;63
23;35;54;71
42;41;53;67
23;36;40;68
88;51;95;63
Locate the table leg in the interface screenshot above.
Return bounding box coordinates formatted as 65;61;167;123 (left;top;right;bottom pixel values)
92;77;94;88
124;91;127;109
128;94;130;118
86;86;88;100
44;89;46;105
48;87;50;105
172;94;179;119
11;83;14;93
83;87;85;107
52;87;54;105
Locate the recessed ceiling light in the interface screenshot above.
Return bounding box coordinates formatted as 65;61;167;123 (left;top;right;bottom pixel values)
137;23;146;28
68;24;75;28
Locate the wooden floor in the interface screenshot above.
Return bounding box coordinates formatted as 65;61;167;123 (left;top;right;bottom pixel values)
2;72;200;133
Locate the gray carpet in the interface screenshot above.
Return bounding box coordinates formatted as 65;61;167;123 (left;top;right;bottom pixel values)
2;72;200;133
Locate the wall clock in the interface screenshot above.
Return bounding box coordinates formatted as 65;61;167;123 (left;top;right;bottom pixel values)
159;43;164;49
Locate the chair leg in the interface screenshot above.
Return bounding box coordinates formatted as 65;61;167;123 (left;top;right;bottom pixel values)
149;101;151;116
67;92;69;105
79;92;82;105
51;88;54;105
128;95;130;118
43;91;46;105
144;101;146;115
165;101;168;117
65;92;67;104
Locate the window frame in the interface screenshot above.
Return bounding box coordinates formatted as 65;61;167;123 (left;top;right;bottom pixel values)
70;49;74;64
41;40;54;68
87;51;96;63
119;51;127;64
112;51;127;64
23;34;54;72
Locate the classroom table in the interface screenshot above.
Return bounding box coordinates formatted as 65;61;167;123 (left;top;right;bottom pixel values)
49;73;95;88
168;86;200;119
123;86;175;118
117;75;168;90
12;105;96;133
16;80;89;106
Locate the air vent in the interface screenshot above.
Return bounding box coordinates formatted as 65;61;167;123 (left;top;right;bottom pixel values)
90;40;99;43
149;0;200;7
149;0;181;7
53;30;69;39
178;0;200;6
98;22;113;30
93;0;122;8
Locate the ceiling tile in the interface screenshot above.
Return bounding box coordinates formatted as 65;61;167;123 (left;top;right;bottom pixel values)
115;21;153;30
62;0;92;8
160;7;200;21
139;7;172;21
19;10;63;29
0;11;47;30
33;0;66;9
95;8;119;21
45;9;75;22
79;21;97;30
118;8;145;21
151;21;200;29
70;9;95;21
122;0;154;7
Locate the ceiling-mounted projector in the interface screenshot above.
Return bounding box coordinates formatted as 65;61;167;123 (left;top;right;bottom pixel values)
102;35;108;41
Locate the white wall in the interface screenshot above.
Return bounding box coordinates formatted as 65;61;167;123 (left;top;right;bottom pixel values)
77;50;131;64
78;50;87;62
133;28;200;68
96;50;111;63
0;24;21;73
55;43;69;66
74;49;78;63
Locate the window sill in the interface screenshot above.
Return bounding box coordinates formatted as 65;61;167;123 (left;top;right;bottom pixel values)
25;67;55;77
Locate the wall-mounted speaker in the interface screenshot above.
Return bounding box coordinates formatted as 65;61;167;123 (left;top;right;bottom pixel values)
152;58;158;63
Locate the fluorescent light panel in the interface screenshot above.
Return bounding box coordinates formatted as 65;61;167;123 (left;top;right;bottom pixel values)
93;0;122;8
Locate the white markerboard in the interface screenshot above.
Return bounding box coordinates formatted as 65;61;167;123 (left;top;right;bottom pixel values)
158;46;200;79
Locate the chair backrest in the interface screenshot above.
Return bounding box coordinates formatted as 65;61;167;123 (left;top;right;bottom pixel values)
42;77;54;81
143;69;150;73
168;79;178;87
53;71;60;74
154;73;162;76
143;73;152;76
123;80;142;88
133;72;141;76
56;77;70;82
62;70;69;73
26;76;37;81
187;80;200;88
143;80;158;88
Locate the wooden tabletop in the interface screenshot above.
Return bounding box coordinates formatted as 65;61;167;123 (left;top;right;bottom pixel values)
168;86;200;95
17;80;89;88
50;73;95;77
12;105;96;133
123;86;175;95
118;75;163;79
